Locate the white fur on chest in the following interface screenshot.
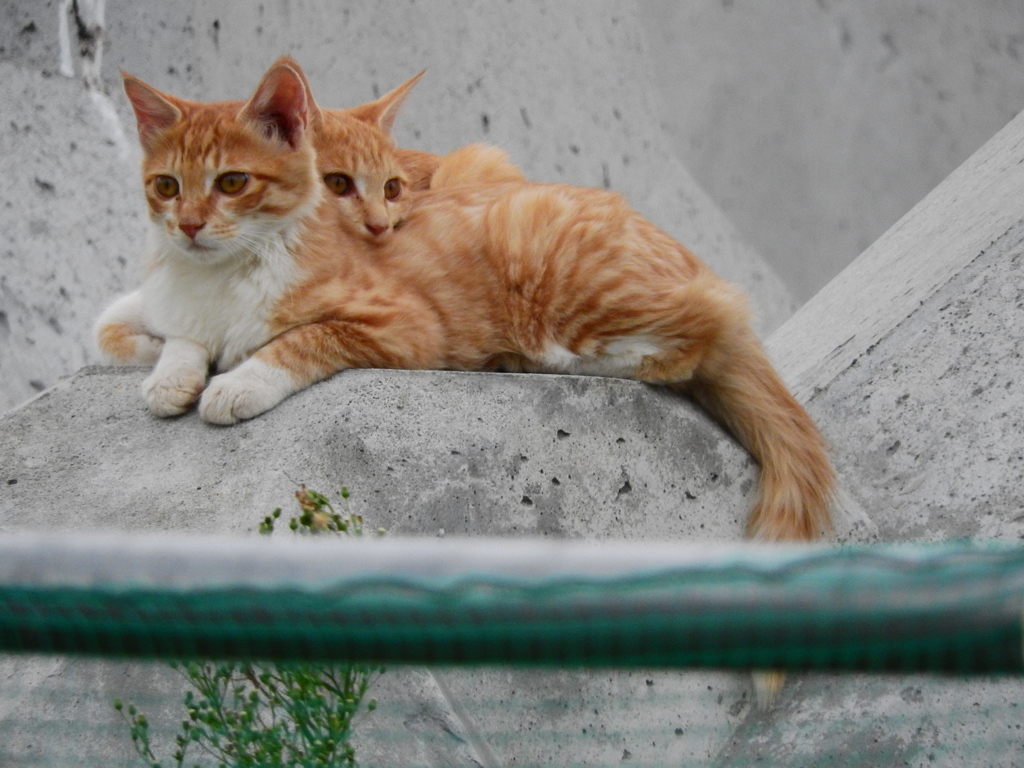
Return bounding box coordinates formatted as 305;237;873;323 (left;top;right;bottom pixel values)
142;236;299;372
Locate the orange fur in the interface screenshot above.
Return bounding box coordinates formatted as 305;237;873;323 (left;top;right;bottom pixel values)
395;147;441;190
121;67;317;268
274;165;835;543
429;143;526;187
305;61;832;544
312;106;414;240
95;315;162;364
286;58;441;192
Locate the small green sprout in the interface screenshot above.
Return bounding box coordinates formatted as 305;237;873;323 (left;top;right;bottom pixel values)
116;485;383;767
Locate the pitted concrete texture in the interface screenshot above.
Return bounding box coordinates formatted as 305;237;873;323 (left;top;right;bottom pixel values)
769;107;1024;547
0;368;755;540
0;60;143;414
0;367;760;766
0;0;793;416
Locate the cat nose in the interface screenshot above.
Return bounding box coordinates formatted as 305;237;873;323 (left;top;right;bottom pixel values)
366;222;389;237
180;222;206;240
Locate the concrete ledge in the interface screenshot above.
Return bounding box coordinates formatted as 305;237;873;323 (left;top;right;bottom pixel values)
0;366;760;766
0;367;754;540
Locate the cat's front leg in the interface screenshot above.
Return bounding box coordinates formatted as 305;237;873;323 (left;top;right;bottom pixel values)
142;338;211;417
198;358;299;425
198;314;412;425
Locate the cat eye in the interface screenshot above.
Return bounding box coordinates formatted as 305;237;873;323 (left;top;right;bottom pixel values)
154;175;179;198
383;178;402;200
324;173;354;196
216;172;249;195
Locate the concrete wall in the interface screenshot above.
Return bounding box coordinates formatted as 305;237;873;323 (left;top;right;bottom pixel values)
639;0;1024;302
0;0;793;416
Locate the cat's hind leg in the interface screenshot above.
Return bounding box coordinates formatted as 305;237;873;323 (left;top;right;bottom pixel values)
94;290;164;365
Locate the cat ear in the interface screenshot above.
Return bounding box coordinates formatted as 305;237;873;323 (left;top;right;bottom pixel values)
239;61;310;149
348;70;425;136
122;73;183;152
267;56;324;127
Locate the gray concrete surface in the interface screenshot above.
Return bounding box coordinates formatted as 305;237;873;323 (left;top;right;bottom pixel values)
640;0;1024;303
0;367;761;766
0;0;794;416
0;368;755;541
0;59;142;413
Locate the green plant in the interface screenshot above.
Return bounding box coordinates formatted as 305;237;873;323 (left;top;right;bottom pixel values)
259;485;375;537
116;486;383;768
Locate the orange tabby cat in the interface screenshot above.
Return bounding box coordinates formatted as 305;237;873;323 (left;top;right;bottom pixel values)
94;68;434;368
96;59;833;546
305;69;832;545
93;65;515;365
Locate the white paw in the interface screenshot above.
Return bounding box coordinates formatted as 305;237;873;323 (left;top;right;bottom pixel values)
142;367;206;417
198;360;296;425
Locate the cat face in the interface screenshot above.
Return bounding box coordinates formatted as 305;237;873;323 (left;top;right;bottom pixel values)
294;69;425;241
123;63;319;265
314;110;413;241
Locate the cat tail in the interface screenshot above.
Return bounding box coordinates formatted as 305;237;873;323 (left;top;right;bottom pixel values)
682;291;835;544
430;143;526;188
675;277;834;708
